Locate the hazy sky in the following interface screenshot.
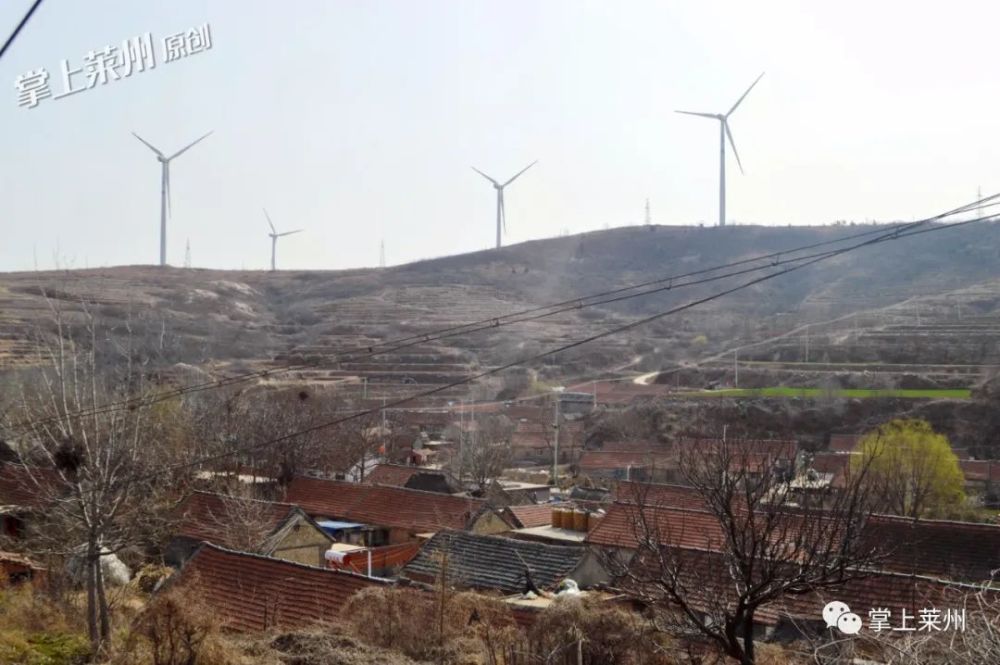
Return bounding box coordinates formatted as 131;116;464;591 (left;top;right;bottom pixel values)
1;1;997;272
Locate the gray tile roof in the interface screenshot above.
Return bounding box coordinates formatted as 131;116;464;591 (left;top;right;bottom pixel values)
401;530;584;594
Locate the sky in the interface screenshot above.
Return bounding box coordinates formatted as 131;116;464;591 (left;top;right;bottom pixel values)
1;1;998;272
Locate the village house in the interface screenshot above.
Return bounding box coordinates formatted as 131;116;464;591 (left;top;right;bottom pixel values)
586;501;1000;641
284;476;511;545
165;491;333;568
364;463;460;494
400;529;608;593
0;464;60;539
171;543;387;632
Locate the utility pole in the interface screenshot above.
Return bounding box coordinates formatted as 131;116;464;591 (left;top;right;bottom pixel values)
379;239;386;268
734;349;739;387
184;239;191;268
644;198;651;226
458;399;466;482
551;392;562;485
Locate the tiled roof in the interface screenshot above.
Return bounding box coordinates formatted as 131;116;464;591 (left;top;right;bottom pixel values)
365;465;457;493
0;465;61;509
284;476;490;532
622;545;996;627
577;451;677;472
959;459;1000;483
586;503;726;550
508;504;562;529
364;464;422;487
675;438;798;460
864;515;1000;582
829;433;862;453
172;491;301;549
592;500;1000;584
600;439;665;453
401;530;585;593
175;543;386;632
612;481;706;509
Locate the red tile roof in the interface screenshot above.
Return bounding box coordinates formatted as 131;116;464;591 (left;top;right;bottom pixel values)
364;464;423;487
173;491;301;549
586;503;726;550
175;543;386;632
284;477;490;532
829;433;862;453
0;465;61;509
577;451;677;472
600;439;665;453
675;438;799;460
864;515;1000;582
622;545;997;627
507;504;561;529
959;459;1000;483
612;481;706;509
592;501;1000;584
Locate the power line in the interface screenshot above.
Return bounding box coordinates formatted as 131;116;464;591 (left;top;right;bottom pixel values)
66;211;988;486
0;0;44;61
7;193;998;433
14;194;1000;427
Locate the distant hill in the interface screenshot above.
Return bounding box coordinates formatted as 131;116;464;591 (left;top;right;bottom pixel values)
1;222;999;404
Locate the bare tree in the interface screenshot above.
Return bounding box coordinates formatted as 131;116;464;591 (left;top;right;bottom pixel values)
454;414;513;489
195;491;280;554
0;306;176;653
604;431;882;665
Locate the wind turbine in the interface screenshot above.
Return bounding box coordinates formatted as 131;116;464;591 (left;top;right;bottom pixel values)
471;160;537;249
132;130;213;265
676;73;764;227
264;209;302;271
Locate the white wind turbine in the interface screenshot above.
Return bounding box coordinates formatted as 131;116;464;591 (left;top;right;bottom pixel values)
264;209;302;271
676;73;764;227
132;131;213;266
471;160;538;249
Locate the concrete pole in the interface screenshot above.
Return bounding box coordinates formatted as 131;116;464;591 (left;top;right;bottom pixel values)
552;395;561;484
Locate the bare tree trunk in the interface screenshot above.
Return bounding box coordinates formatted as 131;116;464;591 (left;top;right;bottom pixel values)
96;554;110;644
86;553;99;651
742;612;755;665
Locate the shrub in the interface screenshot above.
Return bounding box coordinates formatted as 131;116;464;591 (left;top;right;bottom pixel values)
118;585;234;665
528;596;672;664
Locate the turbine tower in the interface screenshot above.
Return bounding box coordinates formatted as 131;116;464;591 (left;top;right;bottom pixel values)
264;208;302;271
471;160;537;249
132;130;213;265
676;73;763;227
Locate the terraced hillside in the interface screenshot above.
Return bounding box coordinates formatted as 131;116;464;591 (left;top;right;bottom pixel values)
0;222;999;406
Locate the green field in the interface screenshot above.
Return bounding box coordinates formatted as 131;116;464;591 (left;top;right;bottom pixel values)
677;387;972;399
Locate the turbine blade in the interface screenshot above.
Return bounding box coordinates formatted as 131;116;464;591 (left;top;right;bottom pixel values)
726;72;765;117
503;160;538;187
168;131;213;160
471;166;499;186
725;121;744;174
278;230;303;237
264;208;276;234
675;110;718;119
500;190;507;234
132;132;165;158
